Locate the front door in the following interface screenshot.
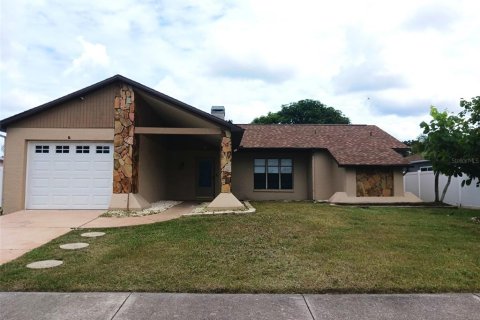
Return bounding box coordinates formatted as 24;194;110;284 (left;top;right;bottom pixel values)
196;158;214;199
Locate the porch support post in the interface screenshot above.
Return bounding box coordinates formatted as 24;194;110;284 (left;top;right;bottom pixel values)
220;130;232;193
207;130;244;211
110;84;146;210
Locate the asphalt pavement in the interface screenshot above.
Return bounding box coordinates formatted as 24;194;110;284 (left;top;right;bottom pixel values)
1;292;479;320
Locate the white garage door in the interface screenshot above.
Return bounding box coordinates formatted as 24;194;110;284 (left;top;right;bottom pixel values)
26;142;113;209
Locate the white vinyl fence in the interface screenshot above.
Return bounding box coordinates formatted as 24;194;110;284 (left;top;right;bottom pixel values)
404;171;480;208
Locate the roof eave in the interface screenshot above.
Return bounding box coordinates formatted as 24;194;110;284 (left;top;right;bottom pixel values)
0;74;244;134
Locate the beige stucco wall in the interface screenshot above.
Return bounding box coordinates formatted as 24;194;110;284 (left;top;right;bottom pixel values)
311;151;349;200
232;150;310;201
312;151;333;200
166;149;220;200
137;135;168;203
332;165;347;194
344;167;357;196
394;170;404;196
306;154;313;199
2;127;114;214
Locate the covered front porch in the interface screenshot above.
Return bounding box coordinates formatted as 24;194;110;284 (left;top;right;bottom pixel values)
137;134;221;202
109;84;244;210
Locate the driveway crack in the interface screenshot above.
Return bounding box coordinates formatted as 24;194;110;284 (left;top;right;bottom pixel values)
302;294;316;320
111;292;132;320
77;216;101;229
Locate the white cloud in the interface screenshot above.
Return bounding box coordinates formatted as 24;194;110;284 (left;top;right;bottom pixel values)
65;37;110;74
1;0;480;141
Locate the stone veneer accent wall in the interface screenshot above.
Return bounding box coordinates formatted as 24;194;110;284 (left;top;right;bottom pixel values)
220;130;232;193
113;85;138;194
356;168;394;197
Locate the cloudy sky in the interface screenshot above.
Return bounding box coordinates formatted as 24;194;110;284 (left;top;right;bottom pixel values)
1;0;479;143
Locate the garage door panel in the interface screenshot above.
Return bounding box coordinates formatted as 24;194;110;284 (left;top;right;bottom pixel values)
53;195;70;204
94;162;113;171
31;187;49;196
72;195;90;205
53;161;71;170
52;186;72;195
31;161;50;170
93;195;110;205
27;142;113;210
93;178;111;188
30;196;49;205
74;162;91;171
71;179;91;188
51;178;70;188
30;178;49;188
71;187;91;196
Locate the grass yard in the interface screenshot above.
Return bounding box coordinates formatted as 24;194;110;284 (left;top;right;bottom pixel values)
1;202;479;293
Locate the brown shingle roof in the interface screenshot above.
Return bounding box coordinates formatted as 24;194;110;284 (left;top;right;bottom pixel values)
238;124;408;166
405;154;427;162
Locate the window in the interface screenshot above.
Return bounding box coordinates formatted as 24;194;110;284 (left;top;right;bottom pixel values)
96;145;110;154
55;145;69;153
254;158;293;190
76;146;90;153
35;145;49;153
420;166;433;172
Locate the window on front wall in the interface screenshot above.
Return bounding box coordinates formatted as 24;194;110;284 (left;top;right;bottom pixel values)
254;158;293;190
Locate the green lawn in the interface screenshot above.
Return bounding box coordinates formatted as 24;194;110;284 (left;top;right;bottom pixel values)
1;202;479;293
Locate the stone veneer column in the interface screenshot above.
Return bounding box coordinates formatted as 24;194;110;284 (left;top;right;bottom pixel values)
207;129;244;211
113;84;138;194
220;130;232;193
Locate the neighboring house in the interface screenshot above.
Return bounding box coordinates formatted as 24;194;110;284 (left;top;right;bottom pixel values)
0;75;420;214
405;154;432;173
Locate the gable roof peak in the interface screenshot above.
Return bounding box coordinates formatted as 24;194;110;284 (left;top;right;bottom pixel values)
0;74;243;133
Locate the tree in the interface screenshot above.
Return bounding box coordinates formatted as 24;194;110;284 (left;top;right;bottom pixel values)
252;99;350;124
420;96;480;202
458;96;480;187
403;135;426;155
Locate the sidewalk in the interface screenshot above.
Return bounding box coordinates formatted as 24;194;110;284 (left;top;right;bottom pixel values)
1;292;479;320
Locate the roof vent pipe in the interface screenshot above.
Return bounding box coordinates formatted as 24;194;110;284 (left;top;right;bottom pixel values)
211;106;225;120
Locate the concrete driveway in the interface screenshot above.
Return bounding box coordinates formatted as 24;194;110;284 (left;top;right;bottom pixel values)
0;210;103;264
0;203;195;265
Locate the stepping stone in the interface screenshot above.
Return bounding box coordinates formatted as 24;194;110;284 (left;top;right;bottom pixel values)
26;260;63;269
60;242;89;250
81;232;106;238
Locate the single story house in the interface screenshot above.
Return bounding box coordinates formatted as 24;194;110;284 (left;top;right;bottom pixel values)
405;154;432;172
0;75;420;214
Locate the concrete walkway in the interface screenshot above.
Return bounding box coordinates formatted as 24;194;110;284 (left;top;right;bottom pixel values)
0;203;195;265
1;292;479;320
79;202;197;228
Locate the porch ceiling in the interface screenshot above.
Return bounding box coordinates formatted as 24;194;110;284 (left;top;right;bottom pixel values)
136;90;220;129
